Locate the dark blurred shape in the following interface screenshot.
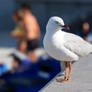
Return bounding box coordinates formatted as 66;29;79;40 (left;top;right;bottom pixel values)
81;22;90;41
2;57;61;92
17;40;27;54
11;53;22;70
21;3;31;10
76;21;92;42
0;79;16;92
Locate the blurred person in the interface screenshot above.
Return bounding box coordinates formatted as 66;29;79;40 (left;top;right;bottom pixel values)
10;10;27;54
77;22;92;42
81;22;90;41
21;3;41;61
21;3;40;42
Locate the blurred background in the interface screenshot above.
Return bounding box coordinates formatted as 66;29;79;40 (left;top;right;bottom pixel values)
0;0;92;92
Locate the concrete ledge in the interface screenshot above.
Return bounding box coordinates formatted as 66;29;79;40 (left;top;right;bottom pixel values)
41;55;92;92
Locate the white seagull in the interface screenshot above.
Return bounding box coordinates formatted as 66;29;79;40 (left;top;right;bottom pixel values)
43;16;92;82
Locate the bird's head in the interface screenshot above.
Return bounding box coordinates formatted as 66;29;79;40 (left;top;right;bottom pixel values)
46;16;70;31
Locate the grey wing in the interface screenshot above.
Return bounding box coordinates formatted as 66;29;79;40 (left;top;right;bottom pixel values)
64;33;92;57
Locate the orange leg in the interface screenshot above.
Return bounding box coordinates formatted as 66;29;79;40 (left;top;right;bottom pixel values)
64;61;68;80
56;61;72;83
68;62;72;80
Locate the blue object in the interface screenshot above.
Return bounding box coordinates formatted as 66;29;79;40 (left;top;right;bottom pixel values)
2;57;61;92
0;64;8;76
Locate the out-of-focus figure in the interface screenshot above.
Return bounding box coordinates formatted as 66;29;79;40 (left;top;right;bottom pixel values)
77;22;92;42
21;3;40;43
21;3;41;62
10;10;27;54
81;22;90;41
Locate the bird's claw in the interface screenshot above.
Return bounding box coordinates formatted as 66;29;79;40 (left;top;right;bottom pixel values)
56;77;68;83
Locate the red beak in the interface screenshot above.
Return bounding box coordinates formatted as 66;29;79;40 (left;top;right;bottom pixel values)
63;25;70;30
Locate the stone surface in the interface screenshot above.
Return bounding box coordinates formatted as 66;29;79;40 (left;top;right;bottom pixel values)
41;55;92;92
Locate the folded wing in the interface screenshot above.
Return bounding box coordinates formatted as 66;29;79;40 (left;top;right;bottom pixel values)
64;33;92;57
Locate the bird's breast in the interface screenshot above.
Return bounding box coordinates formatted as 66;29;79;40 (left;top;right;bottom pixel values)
44;30;65;49
43;31;67;61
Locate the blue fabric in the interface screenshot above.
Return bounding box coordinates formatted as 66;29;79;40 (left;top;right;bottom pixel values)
22;59;31;64
0;64;8;76
3;57;61;92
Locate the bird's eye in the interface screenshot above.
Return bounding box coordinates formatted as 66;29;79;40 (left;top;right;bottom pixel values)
55;21;59;24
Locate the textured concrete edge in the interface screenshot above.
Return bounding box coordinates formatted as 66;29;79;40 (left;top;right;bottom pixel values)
39;61;76;92
39;71;62;92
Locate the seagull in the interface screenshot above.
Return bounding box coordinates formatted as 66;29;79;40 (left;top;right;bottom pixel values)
43;16;92;82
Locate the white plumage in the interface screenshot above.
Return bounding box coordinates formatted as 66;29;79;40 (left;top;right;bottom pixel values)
43;16;92;62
